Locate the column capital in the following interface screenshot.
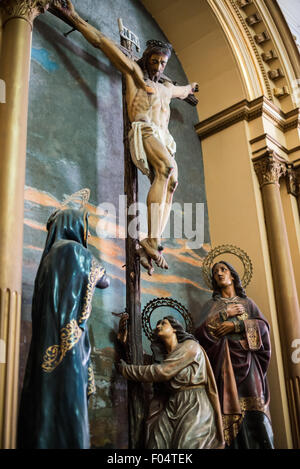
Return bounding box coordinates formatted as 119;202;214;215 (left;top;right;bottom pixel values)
0;0;50;28
286;165;300;198
253;150;287;188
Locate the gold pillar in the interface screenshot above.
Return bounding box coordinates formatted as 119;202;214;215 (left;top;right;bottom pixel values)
0;0;49;449
253;150;300;448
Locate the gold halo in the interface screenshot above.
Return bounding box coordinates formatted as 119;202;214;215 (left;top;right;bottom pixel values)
202;244;253;290
142;297;194;341
61;188;91;209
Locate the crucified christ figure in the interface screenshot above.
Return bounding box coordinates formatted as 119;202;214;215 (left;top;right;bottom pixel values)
53;0;199;275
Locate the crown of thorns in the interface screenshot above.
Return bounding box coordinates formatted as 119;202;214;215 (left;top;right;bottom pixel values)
146;39;173;53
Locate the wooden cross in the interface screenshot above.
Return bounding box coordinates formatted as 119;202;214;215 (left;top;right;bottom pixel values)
118;19;145;450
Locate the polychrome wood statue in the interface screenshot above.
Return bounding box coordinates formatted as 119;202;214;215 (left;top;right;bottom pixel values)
196;260;275;448
18;192;109;449
118;315;224;449
52;0;199;275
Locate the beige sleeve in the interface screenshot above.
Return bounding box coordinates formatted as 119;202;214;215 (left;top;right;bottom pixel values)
120;340;201;383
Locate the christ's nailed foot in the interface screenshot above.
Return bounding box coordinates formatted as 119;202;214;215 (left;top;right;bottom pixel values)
137;247;154;276
140;239;169;270
155;253;168;270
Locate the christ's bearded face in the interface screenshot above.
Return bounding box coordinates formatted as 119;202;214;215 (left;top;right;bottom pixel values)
146;53;169;81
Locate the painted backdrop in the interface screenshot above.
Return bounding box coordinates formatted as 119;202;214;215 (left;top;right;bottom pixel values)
20;0;211;448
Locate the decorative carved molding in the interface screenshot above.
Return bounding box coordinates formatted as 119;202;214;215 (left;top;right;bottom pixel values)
285;166;299;198
294;159;300;172
268;68;285;81
285;160;300;200
195;96;300;140
0;0;49;27
254;31;270;45
235;0;295;104
253;150;287;188
249;132;300;157
230;0;273;101
262;50;278;63
237;0;253;8
246;14;261;27
273;86;290;100
263;0;300;82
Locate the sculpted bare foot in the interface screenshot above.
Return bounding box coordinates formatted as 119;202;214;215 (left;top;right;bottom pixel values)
140;239;168;270
137;246;154;276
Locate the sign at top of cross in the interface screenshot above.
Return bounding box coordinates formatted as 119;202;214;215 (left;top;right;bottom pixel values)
118;18;140;54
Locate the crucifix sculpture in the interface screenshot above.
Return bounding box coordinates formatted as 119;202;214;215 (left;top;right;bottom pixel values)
50;0;199;276
49;0;199;448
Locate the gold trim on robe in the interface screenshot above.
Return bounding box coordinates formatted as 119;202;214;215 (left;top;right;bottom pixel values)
41;259;104;373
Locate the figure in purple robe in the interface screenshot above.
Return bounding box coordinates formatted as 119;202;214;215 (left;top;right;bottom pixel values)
195;261;274;449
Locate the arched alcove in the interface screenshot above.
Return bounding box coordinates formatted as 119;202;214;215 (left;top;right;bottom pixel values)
142;0;300;449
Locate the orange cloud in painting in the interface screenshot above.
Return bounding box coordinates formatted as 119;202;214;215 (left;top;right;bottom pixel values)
141;271;210;293
24;218;47;232
25;187;60;208
88;235;125;270
24;245;43;252
163;239;206;268
24;186;211;293
141;286;171;297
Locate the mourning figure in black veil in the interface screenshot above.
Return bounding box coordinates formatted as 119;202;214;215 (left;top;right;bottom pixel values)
195;261;275;449
18;192;109;449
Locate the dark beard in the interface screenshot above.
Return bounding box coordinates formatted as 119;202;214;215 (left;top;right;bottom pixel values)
145;69;162;82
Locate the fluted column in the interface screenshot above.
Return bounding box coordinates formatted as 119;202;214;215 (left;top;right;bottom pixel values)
0;0;49;449
253;150;300;448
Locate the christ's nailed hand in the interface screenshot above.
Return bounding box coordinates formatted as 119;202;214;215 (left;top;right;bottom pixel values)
52;0;76;18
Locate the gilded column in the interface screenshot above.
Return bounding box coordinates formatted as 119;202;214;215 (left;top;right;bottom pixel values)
253;150;300;448
0;0;49;449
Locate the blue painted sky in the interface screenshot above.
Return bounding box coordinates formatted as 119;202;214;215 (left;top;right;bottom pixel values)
31;47;59;73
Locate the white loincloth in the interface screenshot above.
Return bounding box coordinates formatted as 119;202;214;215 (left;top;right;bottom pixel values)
128;121;176;178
